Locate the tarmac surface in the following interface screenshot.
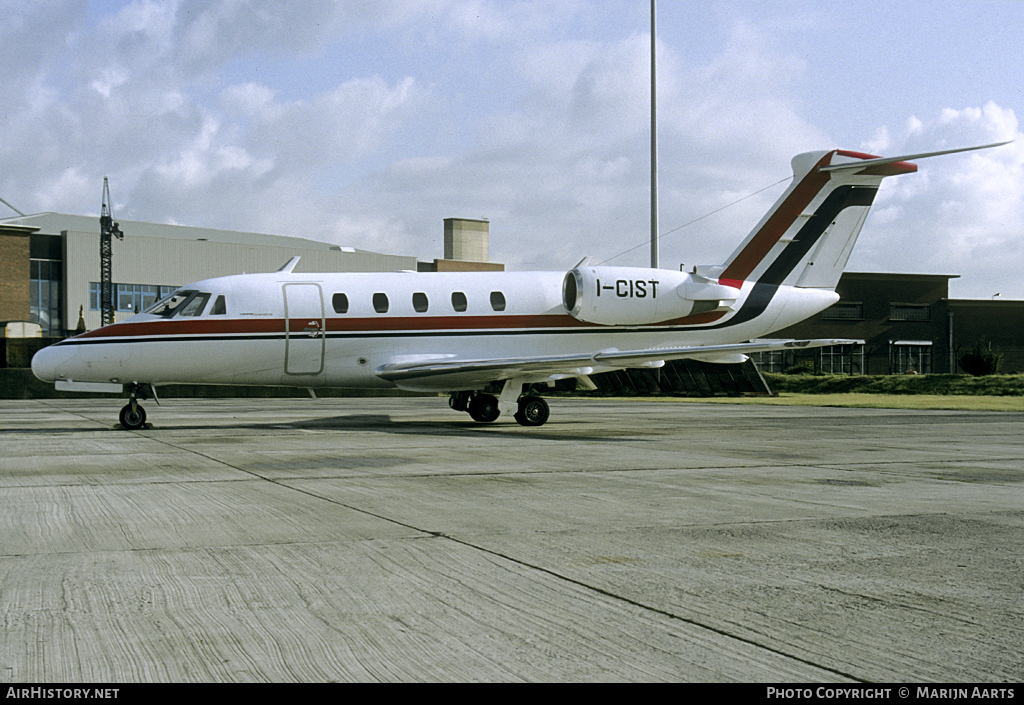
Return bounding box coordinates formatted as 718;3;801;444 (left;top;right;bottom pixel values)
1;396;1021;683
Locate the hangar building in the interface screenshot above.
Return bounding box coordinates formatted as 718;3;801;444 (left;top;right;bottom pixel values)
760;272;1024;375
0;213;498;340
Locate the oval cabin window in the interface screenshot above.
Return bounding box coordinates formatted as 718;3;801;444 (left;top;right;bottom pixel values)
332;293;349;314
490;291;506;312
412;292;429;313
451;292;468;312
373;293;389;314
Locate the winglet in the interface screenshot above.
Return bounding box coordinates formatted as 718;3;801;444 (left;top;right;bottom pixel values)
277;256;301;273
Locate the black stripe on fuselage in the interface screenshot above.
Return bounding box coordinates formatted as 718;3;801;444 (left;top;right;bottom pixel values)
51;325;716;347
723;185;877;327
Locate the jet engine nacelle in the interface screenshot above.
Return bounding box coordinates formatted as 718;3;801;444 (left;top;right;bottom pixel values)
562;265;739;326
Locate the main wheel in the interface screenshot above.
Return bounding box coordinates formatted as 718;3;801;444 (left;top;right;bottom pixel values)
467;394;500;423
119;403;147;430
514;396;549;427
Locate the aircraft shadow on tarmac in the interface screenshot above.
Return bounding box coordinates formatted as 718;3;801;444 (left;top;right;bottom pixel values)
19;403;636;442
263;414;636;443
128;413;636;443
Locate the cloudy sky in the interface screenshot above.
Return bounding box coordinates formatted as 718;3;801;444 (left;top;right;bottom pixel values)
2;0;1022;298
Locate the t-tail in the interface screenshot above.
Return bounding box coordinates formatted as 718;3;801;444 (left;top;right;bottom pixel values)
717;141;1011;293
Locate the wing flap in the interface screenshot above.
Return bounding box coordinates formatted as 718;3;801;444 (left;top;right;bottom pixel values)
376;338;853;389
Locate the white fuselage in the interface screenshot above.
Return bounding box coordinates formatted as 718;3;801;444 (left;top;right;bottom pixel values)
31;269;837;393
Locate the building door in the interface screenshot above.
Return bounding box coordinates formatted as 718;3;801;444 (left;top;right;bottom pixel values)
283;283;325;376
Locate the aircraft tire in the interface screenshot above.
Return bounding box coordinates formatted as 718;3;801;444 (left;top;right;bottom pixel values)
514;396;549;427
119;403;147;430
468;394;500;423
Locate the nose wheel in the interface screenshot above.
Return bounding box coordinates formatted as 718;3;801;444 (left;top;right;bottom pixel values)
119;402;147;430
118;382;155;430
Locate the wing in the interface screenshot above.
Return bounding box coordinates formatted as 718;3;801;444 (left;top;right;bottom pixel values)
376;338;853;391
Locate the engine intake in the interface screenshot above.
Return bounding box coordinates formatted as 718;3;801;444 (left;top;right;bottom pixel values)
563;265;738;326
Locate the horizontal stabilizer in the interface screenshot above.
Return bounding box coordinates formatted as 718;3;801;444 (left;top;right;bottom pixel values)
819;141;1011;174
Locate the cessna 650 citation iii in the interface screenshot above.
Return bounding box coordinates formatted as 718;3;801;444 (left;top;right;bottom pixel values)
32;142;1008;429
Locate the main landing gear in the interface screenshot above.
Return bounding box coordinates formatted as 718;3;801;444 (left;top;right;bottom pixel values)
449;383;551;427
118;382;155;430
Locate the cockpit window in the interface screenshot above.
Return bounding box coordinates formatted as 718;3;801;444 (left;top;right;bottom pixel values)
145;290;197;318
144;290;214;318
210;295;227;316
178;293;211;317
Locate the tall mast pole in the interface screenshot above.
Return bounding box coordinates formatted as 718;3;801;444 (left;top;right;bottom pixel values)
650;0;659;269
99;177;124;327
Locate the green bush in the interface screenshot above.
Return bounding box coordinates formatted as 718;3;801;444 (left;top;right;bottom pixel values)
959;343;1002;376
784;362;816;375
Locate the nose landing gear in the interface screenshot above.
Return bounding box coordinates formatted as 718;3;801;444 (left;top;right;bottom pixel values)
119;383;156;430
119;401;147;430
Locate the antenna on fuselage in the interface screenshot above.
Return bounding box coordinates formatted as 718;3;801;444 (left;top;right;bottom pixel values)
277;256;302;273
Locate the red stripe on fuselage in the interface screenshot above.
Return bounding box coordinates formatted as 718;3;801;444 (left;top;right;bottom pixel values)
66;310;729;341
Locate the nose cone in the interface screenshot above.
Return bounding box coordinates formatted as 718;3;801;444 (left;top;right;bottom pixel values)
31;343;70;383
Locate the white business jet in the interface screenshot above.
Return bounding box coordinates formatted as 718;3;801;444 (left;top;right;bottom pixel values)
32;143;1008;428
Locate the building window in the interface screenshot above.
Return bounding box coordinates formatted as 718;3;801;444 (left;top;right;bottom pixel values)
30;259;62;336
750;351;787;373
412;292;429;313
819;343;865;375
890;303;930;322
822;302;864;320
490;291;506;312
373;293;389;313
891;341;932;374
90;283;178;314
451;292;468;312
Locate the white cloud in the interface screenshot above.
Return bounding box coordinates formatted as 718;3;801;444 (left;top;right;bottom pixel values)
849;104;1024;297
237;75;431;173
2;0;1022;300
172;0;339;72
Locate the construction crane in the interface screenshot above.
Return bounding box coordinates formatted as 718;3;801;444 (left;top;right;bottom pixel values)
99;177;124;327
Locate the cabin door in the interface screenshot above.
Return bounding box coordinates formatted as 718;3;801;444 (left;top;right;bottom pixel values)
283;283;325;376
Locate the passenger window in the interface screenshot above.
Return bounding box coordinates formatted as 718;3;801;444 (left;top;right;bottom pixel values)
490;291;506;312
178;292;211;317
210;295;227;315
412;292;428;313
332;293;349;314
373;293;389;314
451;292;467;312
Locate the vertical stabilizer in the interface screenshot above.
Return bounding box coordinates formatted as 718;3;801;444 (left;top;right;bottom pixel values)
717;141;1010;293
718;150;911;292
